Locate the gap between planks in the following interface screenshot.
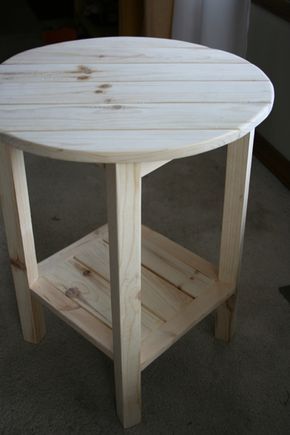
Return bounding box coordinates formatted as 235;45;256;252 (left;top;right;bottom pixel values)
0;101;271;106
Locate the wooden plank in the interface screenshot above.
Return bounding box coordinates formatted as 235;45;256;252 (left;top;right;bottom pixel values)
141;281;234;369
141;248;212;299
141;267;193;320
42;256;114;328
215;132;255;342
75;243;193;323
38;224;212;328
0;63;270;82
0;143;45;343
106;163;142;428
0;81;271;105
72;239;110;281
31;277;113;358
103;226;214;297
142;226;218;280
39;245;163;341
0;103;271;132
105;225;216;288
3;47;247;65
2;38;200;62
0;128;246;164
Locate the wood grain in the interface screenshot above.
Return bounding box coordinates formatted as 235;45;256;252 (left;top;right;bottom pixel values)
0;81;271;104
31;277;113;358
141;281;234;369
0;37;274;163
0;63;270;82
0;103;271;132
4;47;245;65
106;163;142;428
0;142;45;343
215;132;255;341
0;129;245;163
34;223;223;367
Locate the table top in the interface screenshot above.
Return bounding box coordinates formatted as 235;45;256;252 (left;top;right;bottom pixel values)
0;37;274;163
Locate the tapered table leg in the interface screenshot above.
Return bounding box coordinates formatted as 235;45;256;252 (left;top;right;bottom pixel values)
215;131;254;342
0;143;46;343
106;163;142;428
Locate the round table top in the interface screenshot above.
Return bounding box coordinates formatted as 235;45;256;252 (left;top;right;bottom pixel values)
0;37;274;163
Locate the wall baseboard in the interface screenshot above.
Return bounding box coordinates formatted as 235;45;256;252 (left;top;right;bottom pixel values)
254;132;290;190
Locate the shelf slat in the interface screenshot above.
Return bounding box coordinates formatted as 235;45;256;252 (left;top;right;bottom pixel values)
141;281;233;369
31;277;113;359
30;225;232;369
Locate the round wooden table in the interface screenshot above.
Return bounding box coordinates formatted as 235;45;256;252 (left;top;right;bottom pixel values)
0;37;274;428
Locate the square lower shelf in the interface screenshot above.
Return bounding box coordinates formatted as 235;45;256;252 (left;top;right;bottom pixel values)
31;225;233;369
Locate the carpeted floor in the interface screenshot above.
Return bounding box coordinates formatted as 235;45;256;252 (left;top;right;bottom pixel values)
0;5;290;432
0;148;289;435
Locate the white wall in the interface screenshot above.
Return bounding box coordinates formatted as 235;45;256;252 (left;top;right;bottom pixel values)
247;5;290;160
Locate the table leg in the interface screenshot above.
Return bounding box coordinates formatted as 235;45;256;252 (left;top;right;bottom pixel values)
215;131;254;342
0;143;46;343
106;163;142;428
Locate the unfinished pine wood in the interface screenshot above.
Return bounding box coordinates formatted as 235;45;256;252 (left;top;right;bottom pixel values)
215;132;255;342
32;224;224;367
6;36;196;53
0;37;274;163
31;277;113;358
0;129;246;164
5;46;248;63
0;62;270;82
0;142;45;343
0;103;271;132
141;281;233;369
106;163;142;428
38;225;215;317
142;226;218;280
0;81;272;104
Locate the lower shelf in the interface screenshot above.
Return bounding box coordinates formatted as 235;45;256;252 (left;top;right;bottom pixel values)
31;224;233;369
